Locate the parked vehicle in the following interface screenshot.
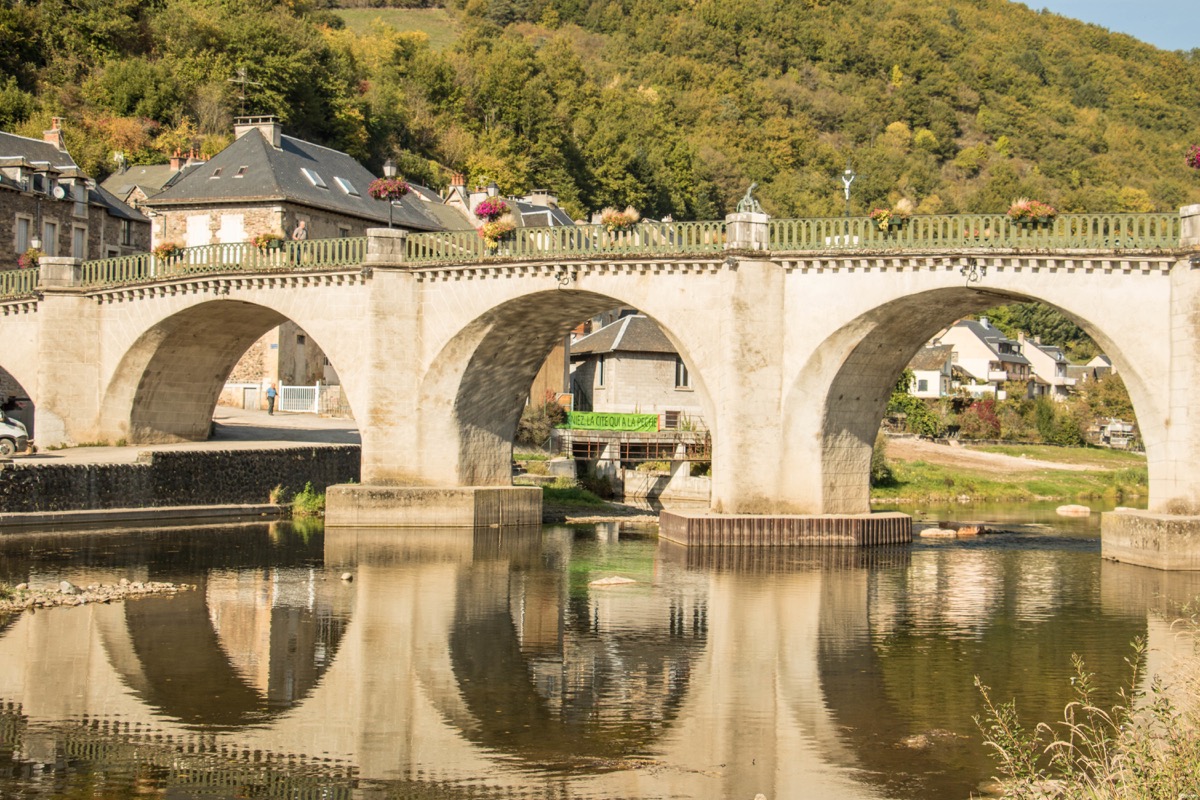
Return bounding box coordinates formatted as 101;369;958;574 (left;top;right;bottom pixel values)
0;409;29;456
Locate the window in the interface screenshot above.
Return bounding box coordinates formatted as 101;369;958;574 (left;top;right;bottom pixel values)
71;226;86;259
120;219;134;246
917;379;928;392
301;168;327;189
334;177;359;196
674;356;691;389
664;410;680;429
296;334;306;345
42;221;58;256
14;216;31;254
73;183;88;218
338;226;351;238
597;356;606;388
210;168;222;179
234;166;248;178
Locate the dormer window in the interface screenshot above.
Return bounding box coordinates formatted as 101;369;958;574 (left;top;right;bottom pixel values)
333;177;358;196
234;166;248;178
210;168;222;179
301;168;327;189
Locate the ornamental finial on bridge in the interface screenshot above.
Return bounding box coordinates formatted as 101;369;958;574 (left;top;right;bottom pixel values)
736;182;763;215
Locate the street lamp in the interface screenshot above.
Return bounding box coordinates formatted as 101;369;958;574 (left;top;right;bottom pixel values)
382;158;397;228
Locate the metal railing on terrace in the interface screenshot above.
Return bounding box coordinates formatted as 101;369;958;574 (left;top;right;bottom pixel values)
0;213;1186;300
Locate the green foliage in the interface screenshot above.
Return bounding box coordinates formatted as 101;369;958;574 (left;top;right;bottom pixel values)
981;304;1098;361
515;395;567;449
976;632;1200;799
0;584;13;601
870;432;893;487
291;482;325;518
542;479;607;507
887;372;943;438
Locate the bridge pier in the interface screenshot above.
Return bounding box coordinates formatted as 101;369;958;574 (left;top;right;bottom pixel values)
34;258;103;447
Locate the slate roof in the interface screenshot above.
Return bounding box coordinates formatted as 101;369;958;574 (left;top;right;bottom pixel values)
955;319;1032;366
570;315;677;357
101;162;200;202
510;199;574;228
909;344;953;371
0;132;78;170
145;129;446;231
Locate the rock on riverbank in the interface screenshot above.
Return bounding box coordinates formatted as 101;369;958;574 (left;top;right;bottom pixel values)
0;579;194;614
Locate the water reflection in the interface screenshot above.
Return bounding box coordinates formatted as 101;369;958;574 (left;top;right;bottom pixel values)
0;520;1192;798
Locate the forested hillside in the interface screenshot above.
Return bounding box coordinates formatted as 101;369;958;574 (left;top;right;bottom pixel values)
3;0;1199;221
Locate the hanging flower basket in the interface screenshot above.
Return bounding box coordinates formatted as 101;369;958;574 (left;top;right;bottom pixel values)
250;232;285;251
153;241;182;260
474;197;509;222
599;206;641;233
479;219;516;250
367;177;410;201
868;207;910;232
1188;144;1200;170
1007;198;1057;226
16;248;42;269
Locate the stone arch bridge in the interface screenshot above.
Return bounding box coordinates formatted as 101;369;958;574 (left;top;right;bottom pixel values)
2;208;1199;567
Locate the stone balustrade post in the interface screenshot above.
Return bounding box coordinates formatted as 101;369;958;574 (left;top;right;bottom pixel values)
725;212;771;251
364;228;408;268
1182;204;1200;248
36;256;83;290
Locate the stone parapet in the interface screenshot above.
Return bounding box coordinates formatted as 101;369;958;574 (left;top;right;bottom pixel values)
36;257;82;289
1101;509;1200;570
363;227;408;267
325;484;542;527
724;211;770;251
659;510;912;547
1181;204;1200;248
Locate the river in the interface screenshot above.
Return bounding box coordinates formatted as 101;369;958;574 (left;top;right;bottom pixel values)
0;508;1196;799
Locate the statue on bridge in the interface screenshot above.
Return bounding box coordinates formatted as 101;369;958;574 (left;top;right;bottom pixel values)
736;182;764;215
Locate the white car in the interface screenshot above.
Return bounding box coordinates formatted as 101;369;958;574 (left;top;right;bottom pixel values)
0;409;28;456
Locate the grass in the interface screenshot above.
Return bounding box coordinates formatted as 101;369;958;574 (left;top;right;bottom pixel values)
333;8;460;49
291;482;325;518
976;608;1200;799
967;443;1147;469
871;459;1147;504
542;477;607;508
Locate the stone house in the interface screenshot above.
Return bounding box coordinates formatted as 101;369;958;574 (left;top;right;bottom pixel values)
932;318;1032;399
569;314;703;430
142;116;453;248
907;345;953;398
100;150;206;211
443;175;575;229
1;119;150;269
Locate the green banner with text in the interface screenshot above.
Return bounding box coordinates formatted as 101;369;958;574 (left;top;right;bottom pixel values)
562;412;659;432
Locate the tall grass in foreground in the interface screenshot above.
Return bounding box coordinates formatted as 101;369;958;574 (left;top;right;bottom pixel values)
976;613;1200;799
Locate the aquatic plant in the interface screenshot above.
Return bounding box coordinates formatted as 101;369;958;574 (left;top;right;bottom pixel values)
291;482;325;518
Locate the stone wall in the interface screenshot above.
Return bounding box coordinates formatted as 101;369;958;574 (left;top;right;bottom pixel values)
0;445;360;513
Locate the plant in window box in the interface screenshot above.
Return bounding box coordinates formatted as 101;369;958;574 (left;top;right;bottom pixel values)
473;197;509;222
599;206;641;232
153;241;182;260
479;219;516;250
16;248;42;269
1007;198;1057;225
251;232;284;251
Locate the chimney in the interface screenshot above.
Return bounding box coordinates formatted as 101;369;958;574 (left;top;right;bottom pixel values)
233;115;282;148
978;317;990;329
468;184;489;216
450;173;466;189
169;149;185;171
528;188;558;208
43;117;66;151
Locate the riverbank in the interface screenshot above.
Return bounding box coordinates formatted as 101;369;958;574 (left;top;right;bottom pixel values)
0;578;194;614
872;438;1147;505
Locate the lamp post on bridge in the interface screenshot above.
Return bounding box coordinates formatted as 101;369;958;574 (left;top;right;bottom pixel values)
382;158;397;229
840;164;856;236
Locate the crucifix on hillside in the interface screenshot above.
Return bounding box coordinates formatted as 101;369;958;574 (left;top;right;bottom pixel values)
227;67;262;115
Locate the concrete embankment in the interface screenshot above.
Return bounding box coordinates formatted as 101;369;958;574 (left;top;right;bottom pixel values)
0;445;360;523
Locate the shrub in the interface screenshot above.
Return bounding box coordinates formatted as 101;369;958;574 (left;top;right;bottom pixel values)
291;482;325;518
958;399;1001;439
515;394;566;448
870;432;894;486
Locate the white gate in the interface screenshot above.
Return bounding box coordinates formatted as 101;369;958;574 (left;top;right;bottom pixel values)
279;382;320;413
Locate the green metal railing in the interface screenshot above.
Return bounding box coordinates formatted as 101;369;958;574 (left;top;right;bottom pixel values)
769;213;1181;251
404;220;727;264
0;267;38;299
79;238;369;288
0;214;1188;300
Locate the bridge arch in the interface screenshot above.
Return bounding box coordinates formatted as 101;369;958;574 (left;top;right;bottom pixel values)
416;289;717;487
783;283;1164;514
98;299;362;443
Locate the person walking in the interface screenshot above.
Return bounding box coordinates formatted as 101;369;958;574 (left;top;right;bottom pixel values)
266;383;278;415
